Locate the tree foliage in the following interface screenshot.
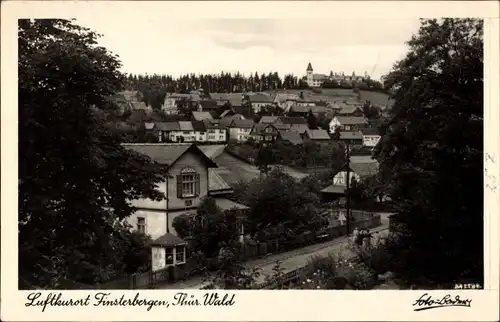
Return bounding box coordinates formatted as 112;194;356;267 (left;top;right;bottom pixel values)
374;18;483;286
172;197;241;258
18;19;164;288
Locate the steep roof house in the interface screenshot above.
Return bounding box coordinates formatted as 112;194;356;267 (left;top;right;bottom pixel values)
191;111;213;121
289;123;310;134
360;127;381;148
228;119;255;142
277;130;303;145
250;123;279;142
277;116;308;125
329;116;368;133
339;131;364;147
337;105;364;117
122;143;248;272
248;94;273;113
259;116;279;124
303;129;331;143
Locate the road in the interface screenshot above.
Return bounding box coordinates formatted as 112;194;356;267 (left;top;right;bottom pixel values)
159;214;391;289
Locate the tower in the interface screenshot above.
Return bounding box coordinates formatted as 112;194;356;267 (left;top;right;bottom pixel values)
306;62;313;86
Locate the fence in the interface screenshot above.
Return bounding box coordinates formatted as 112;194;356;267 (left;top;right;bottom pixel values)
98;212;381;289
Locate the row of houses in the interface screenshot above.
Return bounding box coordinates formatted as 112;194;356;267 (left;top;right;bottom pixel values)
117;89;376;118
122;143;380;273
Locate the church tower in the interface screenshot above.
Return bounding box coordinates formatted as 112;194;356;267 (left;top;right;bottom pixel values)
306;62;313;86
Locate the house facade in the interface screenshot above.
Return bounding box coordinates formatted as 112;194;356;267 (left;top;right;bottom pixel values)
228;119;254;142
339;131;364;148
305;63;368;87
203;119;227;143
122;144;217;272
250;123;279;142
361;127;381;148
329;116;368;133
248;94;273;113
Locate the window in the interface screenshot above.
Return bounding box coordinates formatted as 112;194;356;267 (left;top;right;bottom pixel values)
175;246;186;264
177;168;200;198
137;217;146;233
165;248;174;265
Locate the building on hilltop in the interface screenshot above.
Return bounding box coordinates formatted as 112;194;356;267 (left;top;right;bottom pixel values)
305;62;370;88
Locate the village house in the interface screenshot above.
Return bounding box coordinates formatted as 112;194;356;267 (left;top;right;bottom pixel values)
337;105;364;117
289;123;310;134
178;121;196;142
248;94;273;113
303;129;331;144
329;116;368;133
273;93;299;111
219;114;245;128
339;131;364;148
361;127;381;148
320;157;379;201
276;116;308;126
288;105;312;117
156;122;181;142
250;123;279;142
277;130;304;145
228;119;254;142
192;121;207;143
203;119;227;143
122;144;248;273
191;111;213;122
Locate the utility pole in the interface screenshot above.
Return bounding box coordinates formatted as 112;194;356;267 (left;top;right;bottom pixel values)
345;144;351;236
165;169;170;233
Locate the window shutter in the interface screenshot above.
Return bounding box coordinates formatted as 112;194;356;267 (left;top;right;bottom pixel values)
195;173;200;196
176;175;182;198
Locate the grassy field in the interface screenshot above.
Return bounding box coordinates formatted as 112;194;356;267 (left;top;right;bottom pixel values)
359;90;393;107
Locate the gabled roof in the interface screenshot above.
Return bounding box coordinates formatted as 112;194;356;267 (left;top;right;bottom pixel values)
274;123;292;131
203;119;225;130
219;109;234;118
248;94;272;103
339;105;363;115
214;198;249;211
209;93;230;100
259;116;279;124
250;123;277;135
290;105;310;114
191;120;206;132
310;105;327;114
334;116;368;125
274;93;299;102
229;119;254;129
199;100;218;110
192;111;213;121
156;122;180;131
178;121;194;131
278;130;303;145
305;129;331;140
289;124;309;134
278;116;308;125
131;101;150;110
122;143;218;168
339;131;363;140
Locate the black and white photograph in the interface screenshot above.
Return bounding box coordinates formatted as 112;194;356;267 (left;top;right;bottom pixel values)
2;0;499;321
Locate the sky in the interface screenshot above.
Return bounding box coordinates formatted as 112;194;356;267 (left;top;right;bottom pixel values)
75;17;421;82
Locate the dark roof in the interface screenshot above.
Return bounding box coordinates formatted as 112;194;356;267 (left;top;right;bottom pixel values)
214;198;249;211
122;143;218;168
339;105;363;114
361;127;380;136
229;119;254;129
199;100;218;110
209;93;229;100
335;116;368;125
156;122;180;131
192;111;213;121
259;116;279;124
339;131;363;140
151;233;187;247
310;105;327;114
250;123;267;135
305;129;331;140
178;121;194;131
278;130;303;145
248;94;272;103
203;119;225;130
191;120;206;132
289;124;309;134
274;123;291;131
144;122;155;130
290;105;310;114
220;115;244;128
278;116;307;125
307;62;313;71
